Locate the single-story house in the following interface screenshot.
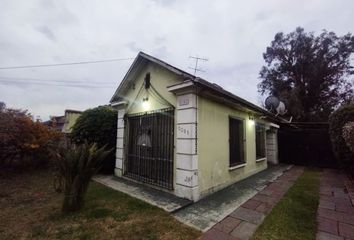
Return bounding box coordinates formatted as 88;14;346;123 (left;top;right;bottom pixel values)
46;109;82;133
110;52;280;202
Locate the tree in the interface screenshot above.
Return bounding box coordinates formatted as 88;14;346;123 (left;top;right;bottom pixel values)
71;106;117;172
0;104;62;168
259;27;354;121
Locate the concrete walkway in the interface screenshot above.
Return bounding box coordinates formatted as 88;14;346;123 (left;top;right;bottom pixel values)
201;166;304;240
316;169;354;240
174;164;293;232
93;175;191;212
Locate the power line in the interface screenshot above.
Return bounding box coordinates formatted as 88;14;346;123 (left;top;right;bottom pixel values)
0;76;115;84
0;57;135;70
0;80;115;88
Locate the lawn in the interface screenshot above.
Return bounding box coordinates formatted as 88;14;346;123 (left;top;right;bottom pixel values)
0;170;201;240
251;168;321;240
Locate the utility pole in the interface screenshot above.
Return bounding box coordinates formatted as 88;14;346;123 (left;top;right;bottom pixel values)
189;55;208;75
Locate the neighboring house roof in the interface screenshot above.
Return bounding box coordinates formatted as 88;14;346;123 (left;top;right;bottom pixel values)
65;109;82;114
110;51;283;122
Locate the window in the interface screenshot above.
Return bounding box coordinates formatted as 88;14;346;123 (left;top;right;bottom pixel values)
229;117;245;167
256;123;266;159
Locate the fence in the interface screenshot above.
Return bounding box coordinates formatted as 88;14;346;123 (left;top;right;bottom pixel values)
278;123;337;168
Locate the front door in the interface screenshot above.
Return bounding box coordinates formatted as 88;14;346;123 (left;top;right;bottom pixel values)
124;108;174;189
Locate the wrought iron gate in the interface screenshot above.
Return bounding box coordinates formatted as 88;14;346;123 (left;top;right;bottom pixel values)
124;108;174;189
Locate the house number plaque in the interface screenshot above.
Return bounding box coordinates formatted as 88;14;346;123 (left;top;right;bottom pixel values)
179;97;189;106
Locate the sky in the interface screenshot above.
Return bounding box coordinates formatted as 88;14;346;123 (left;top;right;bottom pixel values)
0;0;353;120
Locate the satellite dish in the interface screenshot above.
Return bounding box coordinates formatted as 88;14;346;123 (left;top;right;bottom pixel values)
265;96;287;115
265;96;280;110
276;101;287;115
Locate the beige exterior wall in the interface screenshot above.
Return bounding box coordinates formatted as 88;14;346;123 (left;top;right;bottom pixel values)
113;60;276;201
122;62;180;115
197;96;268;198
113;62;182;190
62;112;81;133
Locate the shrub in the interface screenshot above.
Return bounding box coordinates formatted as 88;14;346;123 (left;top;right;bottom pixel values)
54;143;112;212
342;122;354;153
70;106;117;173
0;104;62;169
329;103;354;174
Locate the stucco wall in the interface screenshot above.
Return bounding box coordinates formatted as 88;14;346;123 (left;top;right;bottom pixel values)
63;112;81;133
197;96;268;198
122;62;180;114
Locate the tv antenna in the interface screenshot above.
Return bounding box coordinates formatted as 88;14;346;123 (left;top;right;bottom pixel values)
189;55;208;75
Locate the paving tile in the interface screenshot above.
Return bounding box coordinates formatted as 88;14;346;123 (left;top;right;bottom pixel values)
338;222;354;239
230;221;258;240
317;216;338;235
318;208;354;225
252;194;278;205
317;231;344;240
202;228;239;240
214;217;242;234
230;207;265;225
242;199;262;210
319;200;336;210
335;201;354;213
254;203;273;214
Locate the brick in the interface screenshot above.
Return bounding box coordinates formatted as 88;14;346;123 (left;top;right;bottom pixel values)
230;207;265;225
242;199;262;210
317;231;344;240
230;221;258;240
317;216;338;235
338;222;354;239
214;217;242;234
201;228;239;240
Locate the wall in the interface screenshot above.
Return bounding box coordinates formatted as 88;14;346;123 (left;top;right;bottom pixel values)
266;128;278;164
62;112;81;133
122;62;180;115
197;96;268;198
113;62;182;188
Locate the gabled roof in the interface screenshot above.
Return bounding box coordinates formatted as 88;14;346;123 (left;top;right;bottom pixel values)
110;51;194;103
110;51;281;122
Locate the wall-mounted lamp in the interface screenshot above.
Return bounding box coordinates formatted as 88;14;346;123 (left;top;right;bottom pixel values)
142;97;150;111
248;113;255;126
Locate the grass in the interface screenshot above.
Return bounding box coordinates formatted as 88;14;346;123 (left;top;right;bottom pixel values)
0;170;201;240
251;168;321;240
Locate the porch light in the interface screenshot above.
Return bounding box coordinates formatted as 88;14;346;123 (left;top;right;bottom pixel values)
142;97;150;111
248;113;255;126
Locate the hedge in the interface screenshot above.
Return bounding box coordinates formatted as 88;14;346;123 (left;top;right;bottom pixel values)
329;102;354;174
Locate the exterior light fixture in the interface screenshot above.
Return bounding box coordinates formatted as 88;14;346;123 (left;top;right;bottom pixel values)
248;113;255;126
142;97;150;111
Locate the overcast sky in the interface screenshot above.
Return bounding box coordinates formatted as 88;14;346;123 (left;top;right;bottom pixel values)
1;0;353;120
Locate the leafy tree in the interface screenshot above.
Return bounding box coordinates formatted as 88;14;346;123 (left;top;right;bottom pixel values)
54;143;112;212
259;27;354;121
0;104;62;168
71;106;117;172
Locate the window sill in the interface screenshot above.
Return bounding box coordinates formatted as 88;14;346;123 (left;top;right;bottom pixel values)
256;158;266;162
229;163;246;171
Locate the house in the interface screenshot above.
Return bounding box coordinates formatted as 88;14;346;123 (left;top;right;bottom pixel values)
110;52;279;202
62;109;82;134
46;109;82;133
